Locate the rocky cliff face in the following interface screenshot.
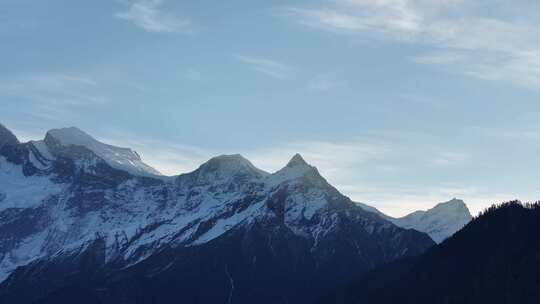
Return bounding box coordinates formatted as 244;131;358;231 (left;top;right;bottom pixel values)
0;124;19;150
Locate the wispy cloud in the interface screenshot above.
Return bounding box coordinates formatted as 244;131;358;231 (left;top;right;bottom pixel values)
431;151;468;167
94;128;479;216
283;1;540;88
0;73;106;122
412;51;464;65
244;133;474;216
475;126;540;141
234;55;294;79
247;140;391;179
7;128;44;143
285;1;424;38
183;68;203;81
100;134;212;176
308;72;345;91
345;183;516;217
115;0;190;33
100;134;391;178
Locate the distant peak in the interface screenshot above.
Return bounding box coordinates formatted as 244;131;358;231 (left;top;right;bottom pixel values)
201;154;266;174
391;198;473;243
189;154;267;183
286;153;309;168
429;198;472;219
0;123;19;147
46;127;94;144
209;154;248;163
436;198;467;210
269;153;326;185
449;198;465;204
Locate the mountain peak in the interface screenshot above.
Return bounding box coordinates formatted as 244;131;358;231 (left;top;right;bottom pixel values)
209;153;247;162
433;198;470;214
286;153;309;168
0;123;19;148
447;198;466;205
45;126;161;176
202;154;255;171
269;153;328;187
190;154;267;183
45;127;94;147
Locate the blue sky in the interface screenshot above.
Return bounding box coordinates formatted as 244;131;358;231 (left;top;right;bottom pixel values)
2;0;540;216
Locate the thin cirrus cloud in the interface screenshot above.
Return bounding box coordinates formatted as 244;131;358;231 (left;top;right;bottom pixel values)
431;151;468;167
283;0;540;89
234;55;294;79
0;73;106;123
341;182;513;217
101;133;391;178
247;139;391;178
4;121;479;217
308;73;345;91
115;0;190;33
99;129;473;215
100;134;212;176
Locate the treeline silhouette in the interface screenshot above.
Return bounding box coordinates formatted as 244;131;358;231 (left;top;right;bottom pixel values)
475;200;540;218
319;201;540;304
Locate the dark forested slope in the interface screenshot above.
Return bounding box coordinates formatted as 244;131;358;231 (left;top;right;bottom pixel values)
321;201;540;304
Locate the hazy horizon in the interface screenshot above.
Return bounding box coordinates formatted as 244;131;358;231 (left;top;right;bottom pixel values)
4;123;522;217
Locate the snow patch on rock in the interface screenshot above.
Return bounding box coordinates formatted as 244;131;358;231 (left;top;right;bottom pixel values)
0;157;63;212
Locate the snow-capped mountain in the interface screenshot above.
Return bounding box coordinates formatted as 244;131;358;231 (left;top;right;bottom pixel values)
390;199;472;243
0;124;434;303
40;127;161;176
357;199;473;243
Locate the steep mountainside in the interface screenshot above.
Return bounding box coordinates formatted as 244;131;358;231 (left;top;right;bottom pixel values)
358;199;472;243
0;124;434;304
0;124;19;149
320;201;540;304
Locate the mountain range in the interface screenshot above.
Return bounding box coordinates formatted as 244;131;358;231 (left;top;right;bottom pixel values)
0;123;472;303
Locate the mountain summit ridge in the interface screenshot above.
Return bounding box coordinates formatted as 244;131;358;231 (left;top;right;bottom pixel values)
44;126;161;176
286;153;309;167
